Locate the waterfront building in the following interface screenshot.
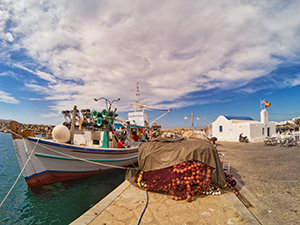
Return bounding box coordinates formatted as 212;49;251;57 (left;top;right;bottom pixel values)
212;109;276;142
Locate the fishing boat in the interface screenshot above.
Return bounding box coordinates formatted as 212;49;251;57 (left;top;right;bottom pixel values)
10;84;171;188
10;99;140;188
11;132;139;188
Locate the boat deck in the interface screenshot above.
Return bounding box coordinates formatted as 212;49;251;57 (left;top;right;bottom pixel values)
71;180;260;225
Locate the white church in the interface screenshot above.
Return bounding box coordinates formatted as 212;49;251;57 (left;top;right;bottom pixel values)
212;109;276;142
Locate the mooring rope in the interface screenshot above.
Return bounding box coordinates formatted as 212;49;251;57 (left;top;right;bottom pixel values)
0;138;40;208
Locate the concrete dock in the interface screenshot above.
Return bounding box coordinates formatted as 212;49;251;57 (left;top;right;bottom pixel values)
71;141;297;225
217;142;300;224
71;180;261;225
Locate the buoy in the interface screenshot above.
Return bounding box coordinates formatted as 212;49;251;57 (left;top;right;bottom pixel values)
52;124;70;143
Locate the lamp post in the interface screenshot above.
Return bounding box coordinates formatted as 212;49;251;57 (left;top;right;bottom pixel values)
184;112;200;136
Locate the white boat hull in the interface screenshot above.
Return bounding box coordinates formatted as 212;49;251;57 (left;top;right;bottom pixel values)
13;137;138;188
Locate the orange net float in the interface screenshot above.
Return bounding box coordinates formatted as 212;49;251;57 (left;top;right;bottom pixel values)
134;160;222;202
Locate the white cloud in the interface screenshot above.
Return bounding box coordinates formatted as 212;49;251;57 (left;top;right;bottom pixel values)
1;0;300;113
25;83;50;93
28;97;43;101
0;71;15;77
13;64;57;83
0;90;19;104
284;74;300;87
6;32;14;42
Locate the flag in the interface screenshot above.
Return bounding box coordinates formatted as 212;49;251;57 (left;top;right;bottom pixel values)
265;101;271;108
260;99;271;109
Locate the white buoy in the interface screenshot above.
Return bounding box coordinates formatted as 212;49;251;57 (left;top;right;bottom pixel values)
52;125;71;143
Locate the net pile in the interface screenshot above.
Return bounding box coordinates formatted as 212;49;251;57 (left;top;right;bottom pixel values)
225;172;238;195
135;160;222;202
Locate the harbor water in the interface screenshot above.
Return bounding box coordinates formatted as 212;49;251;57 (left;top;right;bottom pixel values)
0;132;126;225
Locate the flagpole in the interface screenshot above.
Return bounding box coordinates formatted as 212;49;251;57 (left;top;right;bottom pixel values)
260;99;263;110
260;99;261;110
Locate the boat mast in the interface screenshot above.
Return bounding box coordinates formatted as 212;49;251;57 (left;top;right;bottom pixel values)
131;82;172;127
135;82;144;113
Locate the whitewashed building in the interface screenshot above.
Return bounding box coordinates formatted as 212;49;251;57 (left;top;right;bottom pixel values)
212;109;276;142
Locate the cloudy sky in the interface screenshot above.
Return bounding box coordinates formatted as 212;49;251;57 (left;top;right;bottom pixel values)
0;0;300;128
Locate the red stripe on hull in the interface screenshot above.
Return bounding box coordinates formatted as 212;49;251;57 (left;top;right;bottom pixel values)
25;170;116;188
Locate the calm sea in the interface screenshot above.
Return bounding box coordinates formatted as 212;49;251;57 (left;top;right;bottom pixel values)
0;132;126;225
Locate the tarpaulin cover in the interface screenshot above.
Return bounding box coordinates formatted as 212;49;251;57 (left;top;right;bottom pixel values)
126;137;226;188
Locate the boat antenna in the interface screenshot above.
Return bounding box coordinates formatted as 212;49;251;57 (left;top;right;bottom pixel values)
94;97;120;111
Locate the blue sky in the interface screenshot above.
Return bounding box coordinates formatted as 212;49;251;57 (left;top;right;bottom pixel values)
0;0;300;128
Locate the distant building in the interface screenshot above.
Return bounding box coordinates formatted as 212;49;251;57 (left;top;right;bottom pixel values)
212;109;276;142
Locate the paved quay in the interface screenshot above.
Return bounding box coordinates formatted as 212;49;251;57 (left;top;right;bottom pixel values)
71;180;261;225
70;141;295;225
217;141;300;225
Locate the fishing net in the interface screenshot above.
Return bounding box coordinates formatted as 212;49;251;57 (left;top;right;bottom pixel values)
126;138;237;201
134;160;221;201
